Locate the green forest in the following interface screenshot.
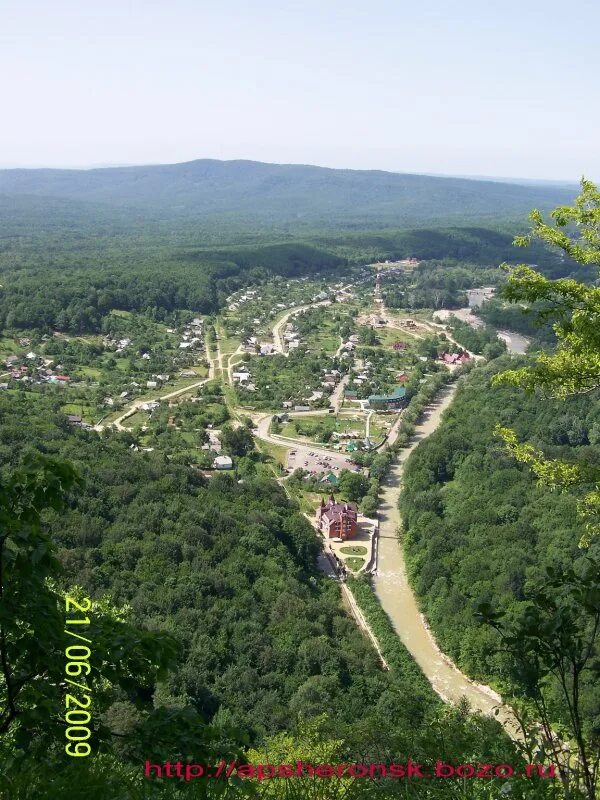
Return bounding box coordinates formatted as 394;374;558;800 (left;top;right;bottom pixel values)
399;359;600;737
0;388;537;800
2;170;599;799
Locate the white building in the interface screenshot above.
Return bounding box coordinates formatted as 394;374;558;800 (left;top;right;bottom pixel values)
213;455;233;470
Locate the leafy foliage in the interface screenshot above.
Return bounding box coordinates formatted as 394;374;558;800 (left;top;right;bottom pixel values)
399;360;600;755
493;180;600;545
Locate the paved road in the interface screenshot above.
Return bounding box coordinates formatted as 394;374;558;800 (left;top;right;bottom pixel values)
373;384;521;739
254;414;355;472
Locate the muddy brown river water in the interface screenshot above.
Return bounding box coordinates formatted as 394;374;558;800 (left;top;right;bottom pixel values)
373;383;521;739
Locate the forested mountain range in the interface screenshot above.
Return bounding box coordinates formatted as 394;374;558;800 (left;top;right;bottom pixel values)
0;158;578;230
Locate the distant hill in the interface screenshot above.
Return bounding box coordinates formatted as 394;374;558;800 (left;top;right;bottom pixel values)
0;159;577;230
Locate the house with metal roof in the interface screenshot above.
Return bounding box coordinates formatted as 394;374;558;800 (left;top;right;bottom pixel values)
367;385;407;410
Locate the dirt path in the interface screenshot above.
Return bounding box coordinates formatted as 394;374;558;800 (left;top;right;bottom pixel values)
271;299;330;355
95;340;215;432
330;374;350;412
373;384;521;739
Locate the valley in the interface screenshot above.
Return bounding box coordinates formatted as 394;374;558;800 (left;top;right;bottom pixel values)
0;264;533;742
1;171;598;800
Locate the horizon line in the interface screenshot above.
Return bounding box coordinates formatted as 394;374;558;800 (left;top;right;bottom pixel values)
0;157;585;187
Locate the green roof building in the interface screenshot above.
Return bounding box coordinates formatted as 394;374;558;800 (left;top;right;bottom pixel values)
367;385;407;410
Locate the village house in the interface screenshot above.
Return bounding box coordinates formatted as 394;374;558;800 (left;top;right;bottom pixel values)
213;455;233;470
320;472;339;487
207;431;221;452
441;351;470;366
316;494;358;540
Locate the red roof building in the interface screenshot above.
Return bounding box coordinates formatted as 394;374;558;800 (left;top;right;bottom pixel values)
441;351;470;365
316;494;358;541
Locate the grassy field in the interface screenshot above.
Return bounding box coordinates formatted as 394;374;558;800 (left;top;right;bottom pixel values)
79;366;103;379
303;319;341;354
376;327;419;347
0;335;23;358
122;410;148;428
344;556;365;571
60;401;100;424
286;487;323;516
255;439;288;467
216;319;242;354
282;413;366;443
340;545;367;556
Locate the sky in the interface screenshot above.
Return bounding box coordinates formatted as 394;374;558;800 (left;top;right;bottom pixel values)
1;0;598;180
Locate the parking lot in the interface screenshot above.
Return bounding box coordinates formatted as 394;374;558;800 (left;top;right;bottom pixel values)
286;445;356;475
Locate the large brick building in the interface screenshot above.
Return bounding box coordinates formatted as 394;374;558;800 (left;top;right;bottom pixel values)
316;494;358;540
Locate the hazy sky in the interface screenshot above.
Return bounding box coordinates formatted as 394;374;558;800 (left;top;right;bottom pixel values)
1;0;598;180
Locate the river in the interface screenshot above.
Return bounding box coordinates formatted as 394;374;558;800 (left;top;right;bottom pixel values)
373;383;521;738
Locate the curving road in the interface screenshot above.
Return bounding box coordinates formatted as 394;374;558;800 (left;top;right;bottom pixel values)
95;340;215;432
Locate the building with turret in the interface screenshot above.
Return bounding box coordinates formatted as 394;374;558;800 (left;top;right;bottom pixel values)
316;494;358;540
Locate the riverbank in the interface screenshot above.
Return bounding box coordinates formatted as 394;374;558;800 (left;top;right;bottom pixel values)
372;383;521;740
